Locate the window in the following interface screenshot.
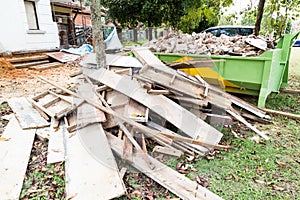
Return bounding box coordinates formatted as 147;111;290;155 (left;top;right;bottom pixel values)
24;0;39;30
206;29;219;36
220;28;239;37
240;28;254;36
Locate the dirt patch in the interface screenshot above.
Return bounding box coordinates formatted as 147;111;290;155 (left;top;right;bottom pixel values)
0;60;81;98
0;58;15;73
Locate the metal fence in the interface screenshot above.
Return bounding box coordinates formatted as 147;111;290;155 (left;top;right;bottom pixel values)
119;27;167;42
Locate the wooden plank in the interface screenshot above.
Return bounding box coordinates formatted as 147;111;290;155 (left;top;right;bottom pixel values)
13;60;49;68
226;109;270;140
47;122;65;164
76;83;106;126
147;89;171;95
107;133;223;200
6;54;49;63
261;108;300;120
125;99;149;122
122;134;133;162
86;68;223;146
280;88;300;94
30;62;62;70
65;123;126;199
8;97;50;129
153;146;183;157
46;52;80;63
0;116;36;200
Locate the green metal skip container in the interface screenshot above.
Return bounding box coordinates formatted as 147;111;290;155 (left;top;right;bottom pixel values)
154;31;300;108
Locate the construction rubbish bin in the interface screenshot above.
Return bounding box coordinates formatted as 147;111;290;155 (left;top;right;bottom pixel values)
154;31;300;108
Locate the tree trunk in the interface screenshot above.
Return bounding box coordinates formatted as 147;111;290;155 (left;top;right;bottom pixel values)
254;0;266;36
91;0;106;68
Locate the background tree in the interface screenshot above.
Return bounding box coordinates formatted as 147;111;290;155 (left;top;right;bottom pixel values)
241;0;300;39
99;0;232;33
254;0;265;35
178;0;233;33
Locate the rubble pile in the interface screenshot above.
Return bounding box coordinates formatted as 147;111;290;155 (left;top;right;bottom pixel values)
1;48;271;199
143;31;272;56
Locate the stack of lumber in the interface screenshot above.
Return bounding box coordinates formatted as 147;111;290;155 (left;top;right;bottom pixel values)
142;31;272;56
0;48;271;199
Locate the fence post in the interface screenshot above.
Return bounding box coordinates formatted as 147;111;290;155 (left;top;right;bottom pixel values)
133;28;138;42
148;27;153;41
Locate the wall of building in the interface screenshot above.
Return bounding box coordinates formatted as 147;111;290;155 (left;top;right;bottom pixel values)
0;0;59;53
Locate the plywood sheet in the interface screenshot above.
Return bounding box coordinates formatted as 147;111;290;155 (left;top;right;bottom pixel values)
0;116;36;199
65;123;126;199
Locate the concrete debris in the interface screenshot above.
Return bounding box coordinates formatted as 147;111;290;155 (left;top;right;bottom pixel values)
143;31;271;56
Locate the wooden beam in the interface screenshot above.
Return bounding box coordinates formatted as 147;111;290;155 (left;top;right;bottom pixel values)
261;108;300;120
107;133;223;200
226;109;270;140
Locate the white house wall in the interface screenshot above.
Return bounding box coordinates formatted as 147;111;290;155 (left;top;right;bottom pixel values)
0;0;59;52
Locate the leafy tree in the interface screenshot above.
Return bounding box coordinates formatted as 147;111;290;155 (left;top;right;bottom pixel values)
241;0;300;39
178;0;233;33
101;0;185;28
85;0;233;33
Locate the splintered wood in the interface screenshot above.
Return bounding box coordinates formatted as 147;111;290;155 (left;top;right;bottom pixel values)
1;47;272;199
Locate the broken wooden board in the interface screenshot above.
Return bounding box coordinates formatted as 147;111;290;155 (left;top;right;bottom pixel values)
30;62;63;70
86;68;223;146
0;116;36;200
107;133;223;200
76;83;106;126
226;109;269;140
125;99;149;123
132;48;231;109
153;146;183;157
47;52;81;63
64;123;126;199
7;97;50;129
47;122;66;164
30;91;75;119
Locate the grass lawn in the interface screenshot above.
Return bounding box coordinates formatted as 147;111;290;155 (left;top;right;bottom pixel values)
163;74;300;199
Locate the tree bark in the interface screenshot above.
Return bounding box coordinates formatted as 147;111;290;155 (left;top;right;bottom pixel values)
254;0;266;36
91;0;106;68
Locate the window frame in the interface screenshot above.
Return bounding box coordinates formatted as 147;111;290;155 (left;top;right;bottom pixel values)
24;0;40;30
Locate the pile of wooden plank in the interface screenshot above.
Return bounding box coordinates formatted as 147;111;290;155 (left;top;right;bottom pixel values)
142;31;271;56
0;48;271;199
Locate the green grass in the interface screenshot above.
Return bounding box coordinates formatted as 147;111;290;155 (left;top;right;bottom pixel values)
20;140;66;200
122;40;149;47
162;86;300;199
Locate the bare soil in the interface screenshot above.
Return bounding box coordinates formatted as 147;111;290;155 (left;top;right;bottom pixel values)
0;59;81;99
